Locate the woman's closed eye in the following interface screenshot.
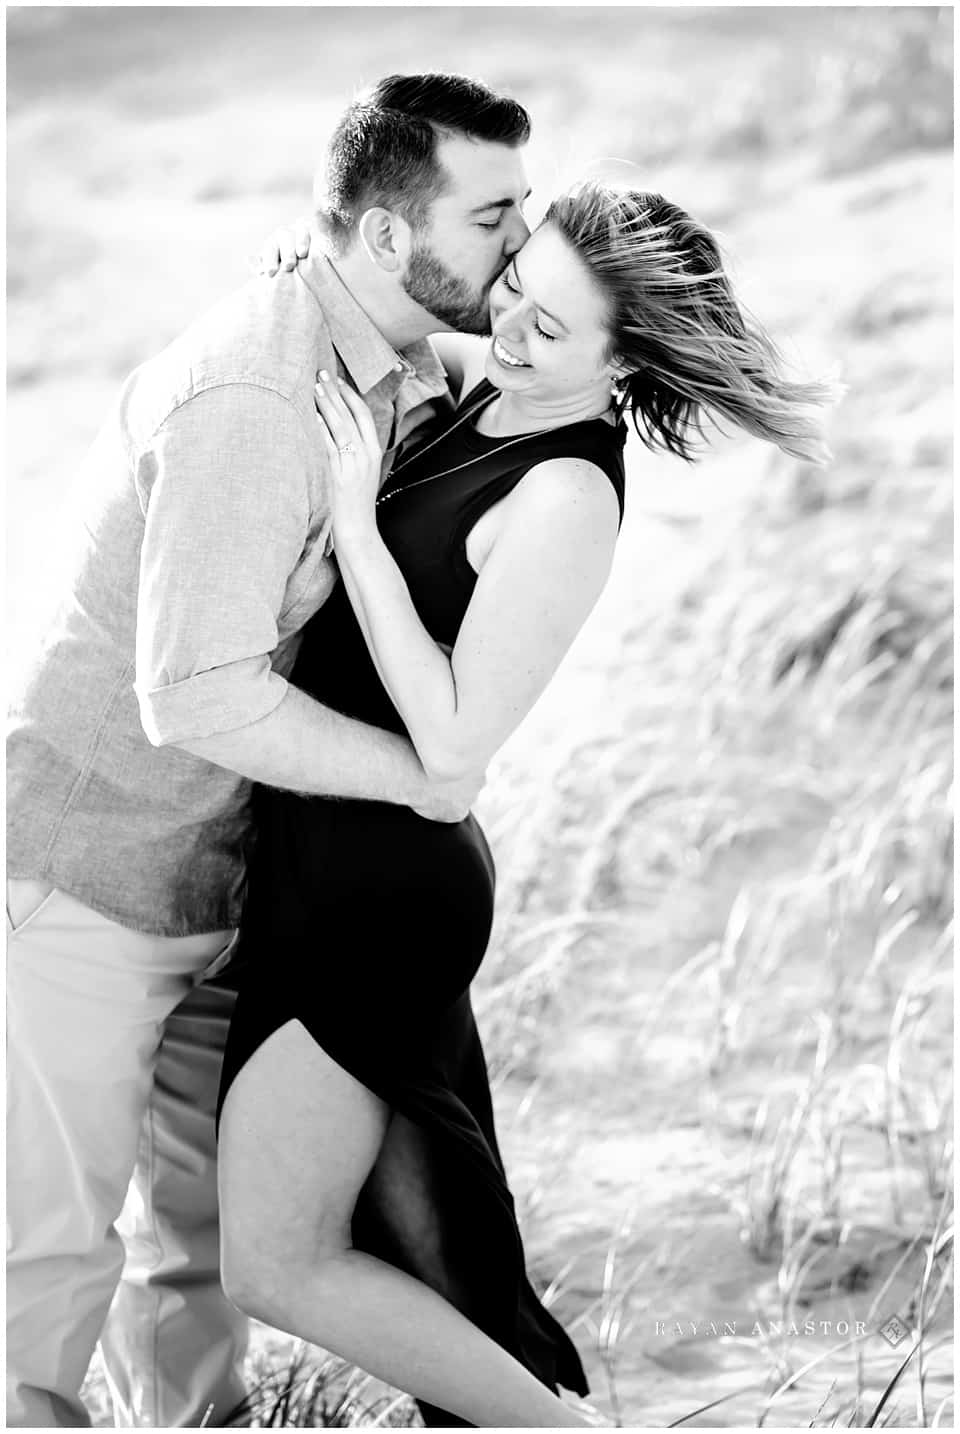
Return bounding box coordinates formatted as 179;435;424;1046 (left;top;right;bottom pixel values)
501;270;559;341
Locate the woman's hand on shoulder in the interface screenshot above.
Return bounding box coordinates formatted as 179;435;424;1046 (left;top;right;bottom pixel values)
254;216;313;276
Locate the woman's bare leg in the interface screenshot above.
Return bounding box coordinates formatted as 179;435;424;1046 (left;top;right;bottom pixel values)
218;1019;589;1428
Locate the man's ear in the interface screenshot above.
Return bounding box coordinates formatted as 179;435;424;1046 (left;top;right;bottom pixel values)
357;207;411;273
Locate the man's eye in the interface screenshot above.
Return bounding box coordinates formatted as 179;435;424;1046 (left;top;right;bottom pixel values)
477;217;503;231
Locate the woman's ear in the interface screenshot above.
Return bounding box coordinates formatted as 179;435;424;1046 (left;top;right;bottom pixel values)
603;349;629;382
356;207;410;274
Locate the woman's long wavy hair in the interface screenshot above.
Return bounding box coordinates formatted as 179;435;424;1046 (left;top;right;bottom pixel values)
544;182;840;464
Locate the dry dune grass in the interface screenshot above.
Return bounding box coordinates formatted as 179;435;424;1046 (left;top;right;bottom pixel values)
5;5;952;1428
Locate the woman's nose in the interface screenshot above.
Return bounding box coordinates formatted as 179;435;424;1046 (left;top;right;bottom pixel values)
493;298;525;337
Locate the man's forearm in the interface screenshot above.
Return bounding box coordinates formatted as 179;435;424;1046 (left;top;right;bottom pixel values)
178;684;425;802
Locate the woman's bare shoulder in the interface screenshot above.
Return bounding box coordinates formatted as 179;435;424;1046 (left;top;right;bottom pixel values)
513;456;621;528
480;455;621;577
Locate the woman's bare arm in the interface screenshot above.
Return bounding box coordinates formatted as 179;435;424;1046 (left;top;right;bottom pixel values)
335;455;620;780
312;373;620;781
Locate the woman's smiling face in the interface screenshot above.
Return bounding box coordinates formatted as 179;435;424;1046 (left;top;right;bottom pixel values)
483;221;617;402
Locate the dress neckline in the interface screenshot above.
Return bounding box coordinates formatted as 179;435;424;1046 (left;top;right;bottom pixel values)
457;378;622;447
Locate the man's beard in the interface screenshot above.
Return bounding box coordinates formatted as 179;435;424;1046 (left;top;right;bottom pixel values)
401;240;494;335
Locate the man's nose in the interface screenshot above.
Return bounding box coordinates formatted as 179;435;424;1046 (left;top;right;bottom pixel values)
502;208;531;256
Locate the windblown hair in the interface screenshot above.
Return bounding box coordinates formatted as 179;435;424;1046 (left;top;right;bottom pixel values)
545;182;839;464
319;73;531;254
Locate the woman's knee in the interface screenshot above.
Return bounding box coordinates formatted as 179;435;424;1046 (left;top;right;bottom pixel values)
215;1018;388;1321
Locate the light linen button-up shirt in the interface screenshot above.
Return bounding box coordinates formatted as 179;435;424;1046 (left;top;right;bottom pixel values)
6;254;449;935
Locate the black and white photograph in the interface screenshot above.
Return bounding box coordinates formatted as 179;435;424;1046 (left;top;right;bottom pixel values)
5;4;954;1429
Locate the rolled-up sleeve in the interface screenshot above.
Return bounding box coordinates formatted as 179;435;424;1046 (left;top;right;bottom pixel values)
133;382;314;747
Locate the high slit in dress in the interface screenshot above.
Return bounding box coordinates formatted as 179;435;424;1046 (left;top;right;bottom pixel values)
216;377;627;1426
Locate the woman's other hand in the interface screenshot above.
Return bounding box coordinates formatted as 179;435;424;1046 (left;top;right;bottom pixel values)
315;373;383;543
256;218;313;275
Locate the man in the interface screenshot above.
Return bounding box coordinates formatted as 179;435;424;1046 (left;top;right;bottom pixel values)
6;71;531;1428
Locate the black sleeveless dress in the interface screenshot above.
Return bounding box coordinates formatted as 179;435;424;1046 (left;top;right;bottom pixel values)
217;377;626;1426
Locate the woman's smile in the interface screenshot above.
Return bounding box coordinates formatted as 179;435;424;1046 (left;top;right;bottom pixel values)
491;335;532;369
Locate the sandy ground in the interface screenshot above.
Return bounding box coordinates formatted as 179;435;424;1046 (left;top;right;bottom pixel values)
6;7;952;1428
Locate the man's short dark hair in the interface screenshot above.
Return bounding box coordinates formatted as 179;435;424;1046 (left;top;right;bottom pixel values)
318;73;531;252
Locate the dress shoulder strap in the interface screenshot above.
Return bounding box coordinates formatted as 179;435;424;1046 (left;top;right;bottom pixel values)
455;376;498;413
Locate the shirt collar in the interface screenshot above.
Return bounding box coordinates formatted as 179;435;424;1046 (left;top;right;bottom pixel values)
298;251;447;399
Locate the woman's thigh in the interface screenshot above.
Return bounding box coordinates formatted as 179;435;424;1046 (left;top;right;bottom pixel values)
217;1018;389;1302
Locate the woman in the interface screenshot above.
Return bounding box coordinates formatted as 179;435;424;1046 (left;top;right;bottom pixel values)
217;182;835;1427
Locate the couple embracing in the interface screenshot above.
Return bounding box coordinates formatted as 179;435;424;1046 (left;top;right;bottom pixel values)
6;72;833;1429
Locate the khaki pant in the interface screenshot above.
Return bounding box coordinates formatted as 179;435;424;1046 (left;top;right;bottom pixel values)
6;879;249;1428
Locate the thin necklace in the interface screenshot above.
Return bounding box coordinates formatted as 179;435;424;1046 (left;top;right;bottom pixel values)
375;386;609;509
376;388;530;508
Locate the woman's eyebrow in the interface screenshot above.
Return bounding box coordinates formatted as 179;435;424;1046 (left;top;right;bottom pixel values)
512;255;569;332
